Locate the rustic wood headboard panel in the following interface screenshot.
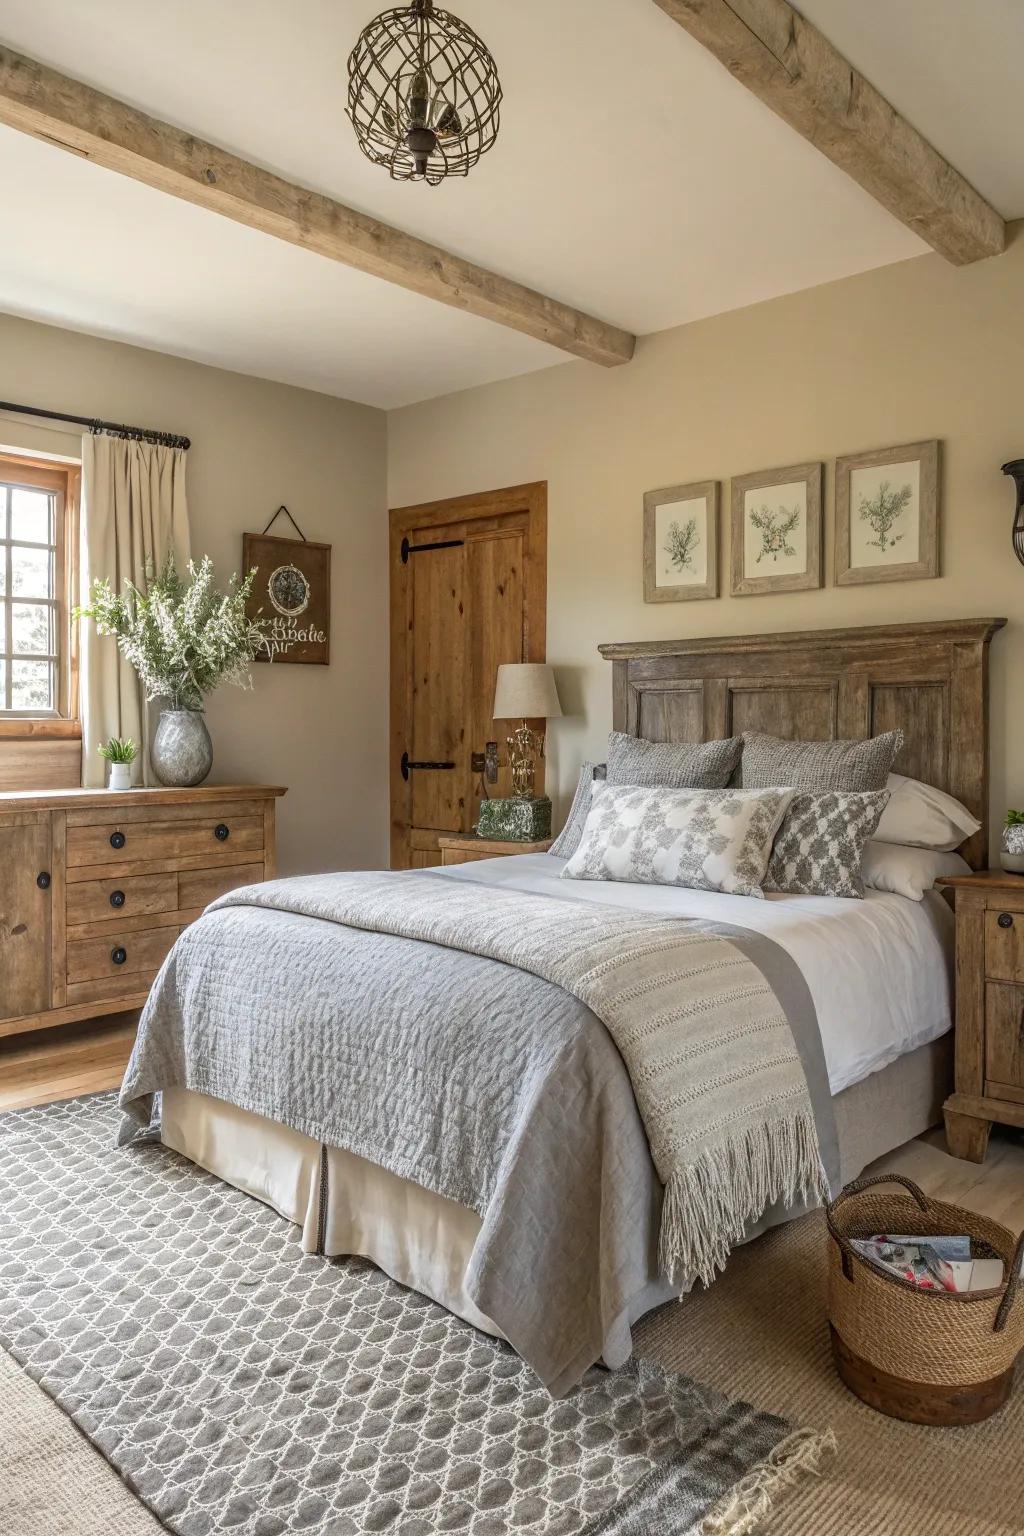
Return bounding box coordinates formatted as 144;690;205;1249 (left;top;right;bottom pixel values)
599;619;1005;870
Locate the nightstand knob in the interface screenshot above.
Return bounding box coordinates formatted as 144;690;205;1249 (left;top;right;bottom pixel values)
214;823;230;841
110;830;126;849
109;889;126;908
998;912;1014;929
111;946;127;966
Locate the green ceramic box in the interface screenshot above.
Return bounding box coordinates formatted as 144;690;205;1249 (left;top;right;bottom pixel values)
476;796;552;842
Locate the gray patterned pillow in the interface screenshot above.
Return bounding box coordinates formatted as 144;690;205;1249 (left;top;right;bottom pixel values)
740;730;903;792
549;761;607;859
561;783;794;897
763;790;890;899
606;731;742;789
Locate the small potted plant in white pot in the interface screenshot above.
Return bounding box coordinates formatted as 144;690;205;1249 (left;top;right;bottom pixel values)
98;736;137;791
1001;809;1024;873
78;555;266;787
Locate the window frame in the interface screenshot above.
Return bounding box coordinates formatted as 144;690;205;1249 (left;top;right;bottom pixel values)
0;452;80;733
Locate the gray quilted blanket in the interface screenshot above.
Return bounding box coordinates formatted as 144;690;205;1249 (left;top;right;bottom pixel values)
120;869;836;1393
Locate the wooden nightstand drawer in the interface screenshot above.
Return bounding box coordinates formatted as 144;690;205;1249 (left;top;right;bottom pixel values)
984;907;1024;981
986;982;1024;1096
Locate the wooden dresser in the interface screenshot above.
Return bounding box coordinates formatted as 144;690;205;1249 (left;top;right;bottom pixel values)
940;870;1024;1163
0;785;285;1041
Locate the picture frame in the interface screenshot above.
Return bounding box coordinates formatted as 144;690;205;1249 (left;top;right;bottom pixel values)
242;529;331;665
835;439;940;586
730;461;823;596
643;480;719;603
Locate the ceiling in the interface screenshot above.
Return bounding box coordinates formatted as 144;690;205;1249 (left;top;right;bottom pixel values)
0;0;1014;409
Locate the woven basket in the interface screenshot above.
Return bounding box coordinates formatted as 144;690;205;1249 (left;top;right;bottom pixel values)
826;1174;1024;1425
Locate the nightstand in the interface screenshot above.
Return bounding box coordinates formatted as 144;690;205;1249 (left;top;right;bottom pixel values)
437;836;553;867
939;870;1024;1163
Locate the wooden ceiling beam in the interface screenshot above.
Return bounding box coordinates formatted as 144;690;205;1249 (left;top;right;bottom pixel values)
653;0;1005;265
0;44;636;368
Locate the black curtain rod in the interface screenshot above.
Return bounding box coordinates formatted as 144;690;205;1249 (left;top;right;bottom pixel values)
0;399;190;451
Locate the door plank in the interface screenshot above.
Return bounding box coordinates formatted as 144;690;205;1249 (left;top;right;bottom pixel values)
410;533;466;835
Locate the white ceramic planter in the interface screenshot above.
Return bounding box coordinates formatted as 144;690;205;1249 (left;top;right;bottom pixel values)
107;761;133;792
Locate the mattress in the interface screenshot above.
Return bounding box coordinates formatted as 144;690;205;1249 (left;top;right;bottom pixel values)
438;853;955;1094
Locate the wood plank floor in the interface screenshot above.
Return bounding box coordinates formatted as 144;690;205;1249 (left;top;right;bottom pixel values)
2;1016;1023;1227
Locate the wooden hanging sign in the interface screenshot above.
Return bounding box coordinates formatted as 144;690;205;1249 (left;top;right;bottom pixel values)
243;507;331;665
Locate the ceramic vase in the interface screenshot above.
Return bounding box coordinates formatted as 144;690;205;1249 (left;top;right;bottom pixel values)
107;761;132;792
1000;821;1024;874
151;709;213;787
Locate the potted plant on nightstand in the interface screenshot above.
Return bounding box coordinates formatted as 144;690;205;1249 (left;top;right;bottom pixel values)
1001;809;1024;873
78;555;267;788
98;736;137;791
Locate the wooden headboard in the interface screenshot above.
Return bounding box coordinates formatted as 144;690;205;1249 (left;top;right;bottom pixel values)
599;619;1005;870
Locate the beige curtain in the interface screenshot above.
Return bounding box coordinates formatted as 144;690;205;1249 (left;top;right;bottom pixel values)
79;434;191;787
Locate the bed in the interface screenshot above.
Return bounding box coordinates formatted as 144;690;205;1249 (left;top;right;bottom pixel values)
120;617;1002;1395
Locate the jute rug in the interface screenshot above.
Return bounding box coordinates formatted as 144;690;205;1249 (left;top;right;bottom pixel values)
0;1095;826;1536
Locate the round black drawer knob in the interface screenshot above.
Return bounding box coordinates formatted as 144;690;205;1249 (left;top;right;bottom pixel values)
109;890;126;909
998;912;1014;929
36;871;51;890
111;946;128;966
214;823;230;841
110;830;126;850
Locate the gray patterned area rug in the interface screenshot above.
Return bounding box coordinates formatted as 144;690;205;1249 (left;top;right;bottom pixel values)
0;1095;829;1536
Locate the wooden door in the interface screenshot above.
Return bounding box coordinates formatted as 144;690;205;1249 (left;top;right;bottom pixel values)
0;812;53;1020
390;483;547;869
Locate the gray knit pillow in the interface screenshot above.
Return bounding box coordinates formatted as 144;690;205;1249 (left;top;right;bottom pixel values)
763;790;890;899
549;761;606;859
740;730;903;792
606;731;742;790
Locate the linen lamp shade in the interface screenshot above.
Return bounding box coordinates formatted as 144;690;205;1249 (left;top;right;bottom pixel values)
493;663;562;721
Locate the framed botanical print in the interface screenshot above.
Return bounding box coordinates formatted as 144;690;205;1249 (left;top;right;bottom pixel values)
643;480;718;602
730;461;823;596
835;440;939;586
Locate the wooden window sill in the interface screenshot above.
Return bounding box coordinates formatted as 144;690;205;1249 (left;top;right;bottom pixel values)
0;719;82;741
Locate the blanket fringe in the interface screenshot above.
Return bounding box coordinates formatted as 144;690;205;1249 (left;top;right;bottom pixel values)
659;1113;827;1289
698;1427;837;1536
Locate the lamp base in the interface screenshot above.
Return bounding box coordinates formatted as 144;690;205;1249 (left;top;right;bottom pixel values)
476;796;552;842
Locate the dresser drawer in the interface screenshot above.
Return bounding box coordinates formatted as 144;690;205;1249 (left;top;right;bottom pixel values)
66;925;180;985
67;872;179;927
984;908;1024;981
67;814;264;868
178;862;264;911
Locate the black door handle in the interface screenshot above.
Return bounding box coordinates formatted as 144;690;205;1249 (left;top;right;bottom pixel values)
36;871;50;890
401;752;457;781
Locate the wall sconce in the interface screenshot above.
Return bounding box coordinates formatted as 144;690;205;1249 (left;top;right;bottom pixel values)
1002;459;1024;565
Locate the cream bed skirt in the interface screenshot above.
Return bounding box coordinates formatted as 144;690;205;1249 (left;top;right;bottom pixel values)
161;1034;951;1343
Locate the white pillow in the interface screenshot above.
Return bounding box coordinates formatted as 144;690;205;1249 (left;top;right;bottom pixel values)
561;782;793;897
861;843;971;902
873;774;980;851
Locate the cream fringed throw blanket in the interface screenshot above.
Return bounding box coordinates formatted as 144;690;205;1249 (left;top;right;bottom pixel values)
195;871;832;1290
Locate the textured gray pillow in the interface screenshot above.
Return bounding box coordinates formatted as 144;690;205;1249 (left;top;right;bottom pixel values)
549;761;606;859
763;790;890;899
606;731;742;789
740;730;903;792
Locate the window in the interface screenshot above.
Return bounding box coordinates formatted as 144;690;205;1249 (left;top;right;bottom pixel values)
0;454;77;719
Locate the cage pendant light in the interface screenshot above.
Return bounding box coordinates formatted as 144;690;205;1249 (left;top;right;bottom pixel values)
347;0;502;184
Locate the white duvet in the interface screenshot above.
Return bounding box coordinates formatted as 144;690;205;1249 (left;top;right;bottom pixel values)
440;852;953;1096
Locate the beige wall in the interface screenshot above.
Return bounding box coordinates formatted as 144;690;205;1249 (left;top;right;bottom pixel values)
389;226;1024;853
0;311;388;875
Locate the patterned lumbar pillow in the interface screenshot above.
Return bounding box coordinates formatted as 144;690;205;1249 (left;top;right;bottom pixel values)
561;783;794;897
763;790;890;899
740;729;903;792
606;731;742;790
549;761;607;859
